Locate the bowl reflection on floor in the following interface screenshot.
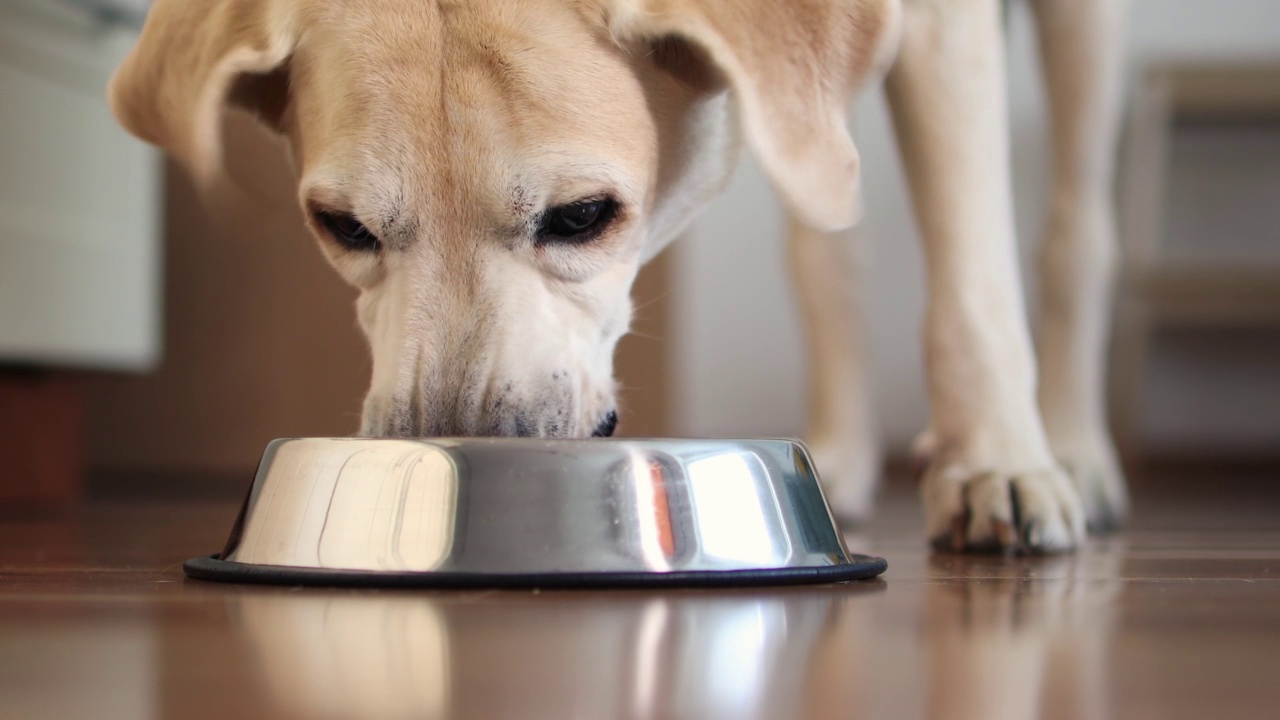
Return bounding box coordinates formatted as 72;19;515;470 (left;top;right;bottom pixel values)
228;583;885;720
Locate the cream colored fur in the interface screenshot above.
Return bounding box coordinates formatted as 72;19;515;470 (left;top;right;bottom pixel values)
109;0;1126;553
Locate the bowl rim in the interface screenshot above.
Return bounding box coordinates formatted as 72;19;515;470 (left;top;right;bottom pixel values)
184;553;888;589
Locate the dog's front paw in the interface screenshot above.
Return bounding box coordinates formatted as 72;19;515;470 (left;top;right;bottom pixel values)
923;461;1086;554
1051;432;1129;533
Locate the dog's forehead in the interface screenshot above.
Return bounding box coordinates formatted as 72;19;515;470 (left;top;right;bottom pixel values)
296;0;655;214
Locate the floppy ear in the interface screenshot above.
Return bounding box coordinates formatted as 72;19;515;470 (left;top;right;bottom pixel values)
108;0;297;188
604;0;899;232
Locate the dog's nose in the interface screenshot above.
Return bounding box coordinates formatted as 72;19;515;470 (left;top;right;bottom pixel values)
592;411;619;438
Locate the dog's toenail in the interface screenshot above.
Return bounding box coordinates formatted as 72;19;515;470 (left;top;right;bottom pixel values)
1022;521;1042;548
950;515;968;552
993;519;1017;548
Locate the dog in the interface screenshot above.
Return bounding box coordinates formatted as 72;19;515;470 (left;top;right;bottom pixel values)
108;0;1128;554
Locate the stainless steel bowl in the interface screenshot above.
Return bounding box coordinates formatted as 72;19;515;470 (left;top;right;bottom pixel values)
185;438;886;588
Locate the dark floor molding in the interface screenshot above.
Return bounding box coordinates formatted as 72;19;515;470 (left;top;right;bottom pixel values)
87;467;254;501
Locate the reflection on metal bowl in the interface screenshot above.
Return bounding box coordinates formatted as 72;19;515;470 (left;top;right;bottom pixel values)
185;438;887;587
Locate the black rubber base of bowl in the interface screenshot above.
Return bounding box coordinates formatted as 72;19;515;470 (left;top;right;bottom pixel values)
184;554;888;589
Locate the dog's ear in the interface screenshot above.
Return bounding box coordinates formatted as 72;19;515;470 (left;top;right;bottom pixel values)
108;0;297;187
604;0;898;232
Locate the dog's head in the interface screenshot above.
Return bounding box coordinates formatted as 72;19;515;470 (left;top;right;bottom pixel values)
110;0;899;438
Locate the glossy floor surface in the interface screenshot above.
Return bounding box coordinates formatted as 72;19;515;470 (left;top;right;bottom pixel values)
2;480;1278;720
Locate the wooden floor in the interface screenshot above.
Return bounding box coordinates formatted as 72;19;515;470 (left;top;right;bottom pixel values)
2;479;1278;720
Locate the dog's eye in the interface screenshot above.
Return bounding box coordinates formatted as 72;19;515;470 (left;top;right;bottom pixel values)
317;211;381;252
538;199;618;242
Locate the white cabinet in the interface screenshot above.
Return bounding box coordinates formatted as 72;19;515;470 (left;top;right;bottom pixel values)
0;0;160;370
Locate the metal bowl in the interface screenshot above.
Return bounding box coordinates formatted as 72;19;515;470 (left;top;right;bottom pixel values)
184;438;886;588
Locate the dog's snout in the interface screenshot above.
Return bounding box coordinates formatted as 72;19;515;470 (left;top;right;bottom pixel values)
592;411;619;438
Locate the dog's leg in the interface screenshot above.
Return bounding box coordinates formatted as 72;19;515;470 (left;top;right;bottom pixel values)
1029;0;1130;530
885;0;1085;552
788;216;881;523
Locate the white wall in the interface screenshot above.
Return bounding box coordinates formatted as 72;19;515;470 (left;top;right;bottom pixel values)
0;0;160;370
673;0;1280;451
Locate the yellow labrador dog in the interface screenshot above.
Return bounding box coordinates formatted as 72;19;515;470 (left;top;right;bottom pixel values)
109;0;1128;553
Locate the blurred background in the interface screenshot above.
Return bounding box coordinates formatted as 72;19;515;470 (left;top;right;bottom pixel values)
1;0;1278;504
